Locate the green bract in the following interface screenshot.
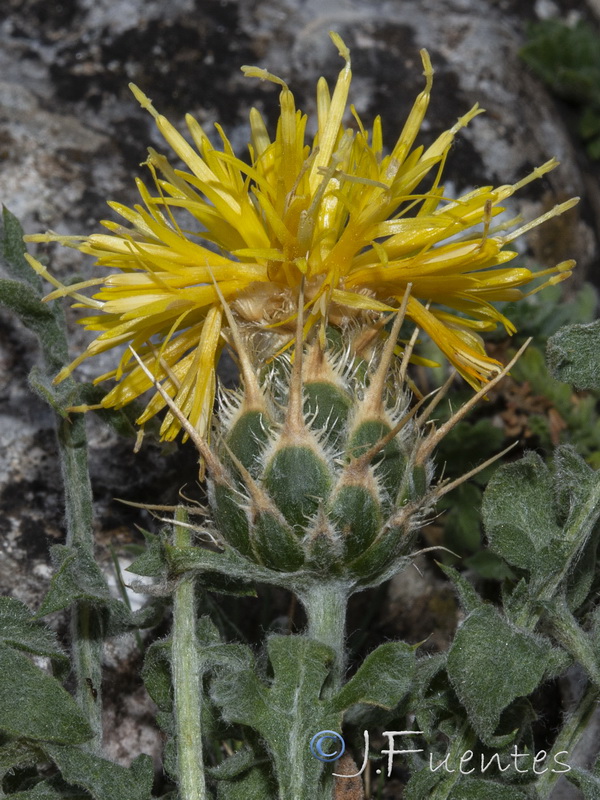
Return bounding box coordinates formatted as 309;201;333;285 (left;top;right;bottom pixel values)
206;332;433;587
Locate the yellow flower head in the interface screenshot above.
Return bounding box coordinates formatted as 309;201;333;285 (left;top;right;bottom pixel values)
25;33;576;442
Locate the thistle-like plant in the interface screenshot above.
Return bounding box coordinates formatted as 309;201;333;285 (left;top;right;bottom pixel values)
24;34;575;442
3;29;600;800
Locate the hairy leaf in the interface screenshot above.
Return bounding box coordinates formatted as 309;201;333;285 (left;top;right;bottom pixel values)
448;777;529;799
45;746;153;800
331;641;415;712
436;563;483;615
215;765;275;800
1;207;42;288
482;452;560;571
447;606;556;742
547;319;600;390
37;545;110;616
211;635;338;800
0;597;66;661
6;780;87;799
0;645;92;743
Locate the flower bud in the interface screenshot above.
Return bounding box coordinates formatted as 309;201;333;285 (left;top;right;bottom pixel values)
207;332;432;584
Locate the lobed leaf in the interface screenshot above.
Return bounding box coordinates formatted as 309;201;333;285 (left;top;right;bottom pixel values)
211;635;338;799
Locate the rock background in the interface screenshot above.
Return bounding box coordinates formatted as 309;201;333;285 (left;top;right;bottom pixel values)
1;0;599;795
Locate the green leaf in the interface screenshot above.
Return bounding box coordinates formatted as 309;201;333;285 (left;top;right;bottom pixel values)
463;551;515;582
482;452;560;571
0;644;92;743
216;765;275;800
331;642;415;712
439;483;483;555
211;636;333;730
6;780;87;799
553;446;599;527
0;275;53;330
209;748;257;780
202;642;255;680
0;211;76;384
37;545;111;616
0;207;42;289
447;606;556;742
547;319;600;390
44;746;153;800
409;653;449;739
501;579;532;627
166;543;286;588
0;740;41;782
211;635;339;800
521;20;600;104
447;777;529;799
565;525;600;611
436;563;483;614
551;446;600;604
125;530;166;577
555;446;600;534
403;767;445;800
102;596;164;638
0;597;67;661
142;639;172;712
28;365;73;419
0;278;69;376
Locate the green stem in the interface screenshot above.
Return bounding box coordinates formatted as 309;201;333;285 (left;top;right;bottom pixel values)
6;227;104;752
287;582;349;800
535;681;599;799
427;723;477;800
58;413;103;753
172;507;206;800
300;581;349;694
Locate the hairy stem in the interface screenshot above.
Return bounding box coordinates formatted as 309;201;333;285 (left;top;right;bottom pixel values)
427;723;477;800
536;681;599;799
301;581;349;694
282;581;350;800
172;507;206;800
58;413;103;753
